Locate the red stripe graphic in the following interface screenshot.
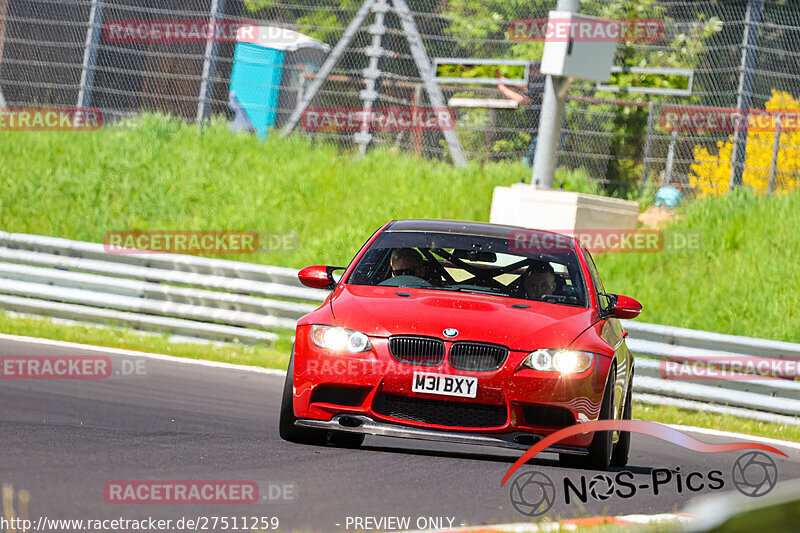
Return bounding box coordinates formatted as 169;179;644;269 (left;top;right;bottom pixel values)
501;420;786;486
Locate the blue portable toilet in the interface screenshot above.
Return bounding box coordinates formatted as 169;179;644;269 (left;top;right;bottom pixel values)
229;26;329;137
654;186;682;209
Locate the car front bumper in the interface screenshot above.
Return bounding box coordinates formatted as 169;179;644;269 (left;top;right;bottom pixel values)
292;326;612;449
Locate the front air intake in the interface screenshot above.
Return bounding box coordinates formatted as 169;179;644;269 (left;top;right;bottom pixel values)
449;342;509;372
389;336;445;366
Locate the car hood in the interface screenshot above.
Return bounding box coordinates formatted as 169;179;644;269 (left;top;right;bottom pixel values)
329;284;596;352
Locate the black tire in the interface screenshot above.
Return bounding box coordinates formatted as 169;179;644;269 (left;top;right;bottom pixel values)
611;375;633;468
279;351;328;445
559;370;615;470
328;431;365;448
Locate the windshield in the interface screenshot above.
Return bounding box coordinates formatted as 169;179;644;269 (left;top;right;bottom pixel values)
346;231;588;307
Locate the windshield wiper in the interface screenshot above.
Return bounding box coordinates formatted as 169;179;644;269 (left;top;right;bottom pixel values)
393;285;505;297
440;285;505;296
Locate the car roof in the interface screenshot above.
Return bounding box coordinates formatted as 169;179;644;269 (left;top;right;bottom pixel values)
384;219;577;248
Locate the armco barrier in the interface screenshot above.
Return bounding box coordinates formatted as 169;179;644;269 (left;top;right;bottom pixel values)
0;232;797;424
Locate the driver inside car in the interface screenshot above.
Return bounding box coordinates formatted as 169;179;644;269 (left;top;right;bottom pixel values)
390;248;428;278
388;248;442;285
519;261;558;301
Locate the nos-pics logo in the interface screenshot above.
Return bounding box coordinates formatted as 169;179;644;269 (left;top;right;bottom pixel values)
501;420;784;517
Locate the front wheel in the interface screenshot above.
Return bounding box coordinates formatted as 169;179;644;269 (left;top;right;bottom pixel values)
279;351;328;445
559;370;615;470
610;375;633;467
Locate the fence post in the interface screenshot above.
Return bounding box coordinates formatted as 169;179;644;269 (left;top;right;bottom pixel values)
729;0;765;189
767;116;782;193
76;0;105;109
664;129;678;185
0;0;9;109
196;0;227;124
411;84;422;158
0;0;9;76
640;101;658;192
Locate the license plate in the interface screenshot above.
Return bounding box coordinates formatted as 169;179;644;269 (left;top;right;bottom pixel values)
412;372;477;398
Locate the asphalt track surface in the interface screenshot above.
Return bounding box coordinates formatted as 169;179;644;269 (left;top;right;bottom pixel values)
1;336;799;532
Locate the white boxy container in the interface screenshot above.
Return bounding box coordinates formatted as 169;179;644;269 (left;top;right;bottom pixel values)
489;183;639;232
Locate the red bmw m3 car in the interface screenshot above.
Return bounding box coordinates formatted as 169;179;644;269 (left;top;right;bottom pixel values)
279;220;642;469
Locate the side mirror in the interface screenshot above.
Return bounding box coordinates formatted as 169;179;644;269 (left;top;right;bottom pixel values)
298;265;345;290
603;294;642;319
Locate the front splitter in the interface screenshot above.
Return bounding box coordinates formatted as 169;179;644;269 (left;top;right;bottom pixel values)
295;414;589;455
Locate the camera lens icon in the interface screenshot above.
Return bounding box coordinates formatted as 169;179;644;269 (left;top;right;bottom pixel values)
588;474;615;501
509;471;556;517
731;451;778;497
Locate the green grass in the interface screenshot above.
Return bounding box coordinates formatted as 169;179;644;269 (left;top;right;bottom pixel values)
3;115;796;342
2;311;798;443
0;311;292;370
633;402;800;443
594;189;800;342
0;113;596;268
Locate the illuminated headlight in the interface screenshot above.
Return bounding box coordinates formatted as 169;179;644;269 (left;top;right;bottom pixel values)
310;325;372;353
522;349;594;374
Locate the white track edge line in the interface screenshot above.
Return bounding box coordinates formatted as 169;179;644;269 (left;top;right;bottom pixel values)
0;332;286;376
661;423;800;450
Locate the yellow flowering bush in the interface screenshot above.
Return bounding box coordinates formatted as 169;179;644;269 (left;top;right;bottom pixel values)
690;90;800;197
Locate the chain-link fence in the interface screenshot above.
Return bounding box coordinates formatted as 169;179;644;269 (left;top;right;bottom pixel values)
1;0;799;197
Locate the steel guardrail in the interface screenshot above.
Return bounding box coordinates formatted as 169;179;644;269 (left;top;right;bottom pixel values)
0;232;797;423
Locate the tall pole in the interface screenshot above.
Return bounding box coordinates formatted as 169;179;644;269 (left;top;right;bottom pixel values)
530;0;579;189
77;0;104;109
197;0;227;124
0;0;9;108
728;0;764;189
0;0;9;69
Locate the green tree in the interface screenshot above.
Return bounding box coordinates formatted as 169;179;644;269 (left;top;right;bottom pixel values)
243;0;360;43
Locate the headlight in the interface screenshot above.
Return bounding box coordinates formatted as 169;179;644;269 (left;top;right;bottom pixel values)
310;325;372;353
521;349;594;374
